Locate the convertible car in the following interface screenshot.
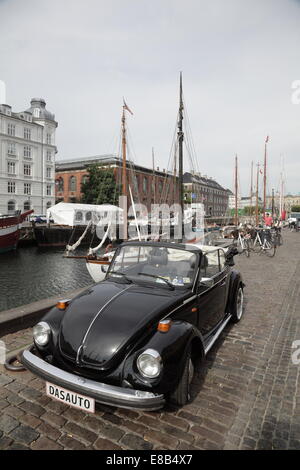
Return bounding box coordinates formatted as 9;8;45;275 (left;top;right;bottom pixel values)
22;241;244;411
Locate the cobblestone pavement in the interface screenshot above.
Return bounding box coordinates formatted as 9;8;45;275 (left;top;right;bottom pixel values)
0;230;300;450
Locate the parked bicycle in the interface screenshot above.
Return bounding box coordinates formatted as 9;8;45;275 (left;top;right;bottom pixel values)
250;228;276;257
232;227;251;257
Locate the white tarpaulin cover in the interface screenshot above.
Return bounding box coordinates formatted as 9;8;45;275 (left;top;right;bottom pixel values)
46;202;123;227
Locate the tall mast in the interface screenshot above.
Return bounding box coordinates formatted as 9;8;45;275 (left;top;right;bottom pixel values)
121;99;133;240
256;162;260;226
263;136;268;216
121;105;127;199
250;160;253;217
178;72;184;213
235;155;238;226
152;147;156;205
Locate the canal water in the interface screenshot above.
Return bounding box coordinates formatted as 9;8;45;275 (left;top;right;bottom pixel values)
0;246;94;312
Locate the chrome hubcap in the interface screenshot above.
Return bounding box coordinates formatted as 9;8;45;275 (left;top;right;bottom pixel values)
236;288;243;319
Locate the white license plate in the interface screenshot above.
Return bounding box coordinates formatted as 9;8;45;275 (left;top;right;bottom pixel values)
46;382;95;413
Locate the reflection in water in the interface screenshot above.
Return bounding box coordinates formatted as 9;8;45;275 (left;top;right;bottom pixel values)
0;246;94;312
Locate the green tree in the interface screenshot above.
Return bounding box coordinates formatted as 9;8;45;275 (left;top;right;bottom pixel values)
81;164;121;205
291;205;300;212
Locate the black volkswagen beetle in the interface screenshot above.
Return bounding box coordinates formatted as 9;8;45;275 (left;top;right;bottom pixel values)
22;241;244;412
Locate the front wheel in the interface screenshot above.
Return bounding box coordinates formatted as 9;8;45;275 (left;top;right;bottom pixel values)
230;285;244;323
169;348;194;406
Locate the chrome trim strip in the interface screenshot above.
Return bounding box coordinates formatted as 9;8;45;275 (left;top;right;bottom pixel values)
76;285;132;363
22;349;165;411
204;315;232;354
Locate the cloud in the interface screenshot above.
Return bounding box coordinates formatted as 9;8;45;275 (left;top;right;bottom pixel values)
1;0;300;195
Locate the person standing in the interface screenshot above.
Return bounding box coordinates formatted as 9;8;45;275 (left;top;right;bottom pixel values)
264;213;273;227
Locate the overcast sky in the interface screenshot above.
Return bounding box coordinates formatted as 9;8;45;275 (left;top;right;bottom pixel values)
1;0;300;196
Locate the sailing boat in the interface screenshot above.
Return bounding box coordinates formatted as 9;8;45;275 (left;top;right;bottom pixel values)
84;99;143;282
0;209;33;253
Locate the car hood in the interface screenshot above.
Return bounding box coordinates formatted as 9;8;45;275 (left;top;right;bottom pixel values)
58;280;188;369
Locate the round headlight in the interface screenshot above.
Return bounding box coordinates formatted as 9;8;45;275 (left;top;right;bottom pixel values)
137;349;162;379
33;322;51;346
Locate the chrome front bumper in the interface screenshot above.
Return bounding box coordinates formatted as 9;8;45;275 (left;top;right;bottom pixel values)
21;349;165;411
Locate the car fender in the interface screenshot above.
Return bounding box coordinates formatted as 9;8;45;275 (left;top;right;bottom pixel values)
123;321;205;394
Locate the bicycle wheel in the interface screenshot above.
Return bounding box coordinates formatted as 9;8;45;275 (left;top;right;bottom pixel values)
264;240;276;257
252;238;261;253
244;239;251;257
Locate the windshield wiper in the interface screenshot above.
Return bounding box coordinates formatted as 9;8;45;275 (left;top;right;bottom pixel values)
108;271;132;284
137;272;175;290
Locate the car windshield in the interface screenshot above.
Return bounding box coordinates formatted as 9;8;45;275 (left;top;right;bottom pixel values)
107;244;198;288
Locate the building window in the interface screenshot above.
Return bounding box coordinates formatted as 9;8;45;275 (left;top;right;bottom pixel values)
75;211;83;222
24;164;31;176
46;133;51;145
81;175;88;185
24;146;32;158
46;150;52;162
159;181;163;193
24;128;31;140
46;167;52;179
33;108;40;118
8;142;16;155
7;123;15;136
46;201;52;209
143;177;148;193
69;176;76;192
7;200;16;213
46;184;52;196
8;181;16;193
24;201;31;211
7;161;16;175
24;183;31;195
56;177;64;192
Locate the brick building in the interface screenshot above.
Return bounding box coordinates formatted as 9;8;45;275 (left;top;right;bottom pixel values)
183;172;229;217
55;155;179;211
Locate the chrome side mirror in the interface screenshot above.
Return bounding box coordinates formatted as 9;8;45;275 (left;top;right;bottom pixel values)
199;277;214;288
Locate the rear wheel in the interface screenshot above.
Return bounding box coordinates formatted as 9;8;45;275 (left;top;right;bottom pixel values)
264;240;276;257
231;285;244;323
169;348;194;406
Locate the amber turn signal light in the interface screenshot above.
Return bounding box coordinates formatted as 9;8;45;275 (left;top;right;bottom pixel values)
56;299;70;310
157;319;172;332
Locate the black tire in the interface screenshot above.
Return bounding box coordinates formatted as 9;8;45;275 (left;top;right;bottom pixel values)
264;240;276;257
169;348;194;406
230;285;244;323
252;238;261;253
245;239;251;257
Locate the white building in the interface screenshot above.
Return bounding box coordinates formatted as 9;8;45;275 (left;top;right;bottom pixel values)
0;97;57;215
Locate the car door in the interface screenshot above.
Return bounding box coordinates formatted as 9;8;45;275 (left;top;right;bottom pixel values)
196;249;228;337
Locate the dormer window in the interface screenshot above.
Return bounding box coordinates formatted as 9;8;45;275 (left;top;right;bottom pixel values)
33;108;40;118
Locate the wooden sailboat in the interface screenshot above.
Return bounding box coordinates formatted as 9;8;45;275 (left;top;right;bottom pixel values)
84;99;138;282
0;210;33;253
